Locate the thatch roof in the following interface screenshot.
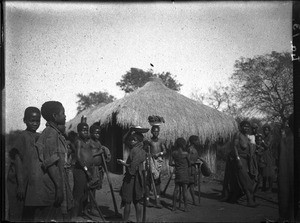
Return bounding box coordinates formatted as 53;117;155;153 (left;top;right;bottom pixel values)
66;78;238;143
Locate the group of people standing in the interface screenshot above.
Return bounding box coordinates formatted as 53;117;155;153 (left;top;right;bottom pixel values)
220;120;278;207
220;114;298;222
6;101;111;222
119;125;208;222
6;99;296;222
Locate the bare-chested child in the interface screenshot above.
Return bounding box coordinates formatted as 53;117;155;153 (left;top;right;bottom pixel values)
7;107;41;221
86;123;111;216
73;122;94;218
145;125;167;208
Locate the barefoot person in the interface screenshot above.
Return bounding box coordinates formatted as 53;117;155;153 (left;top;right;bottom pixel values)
7;107;41;221
35;101;74;221
171;137;190;212
233;120;259;207
119;128;148;222
145;125;167;208
187;135;201;206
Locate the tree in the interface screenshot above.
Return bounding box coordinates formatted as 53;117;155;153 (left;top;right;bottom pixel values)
230;51;293;125
116;67;182;93
190;83;241;118
76;91;116;114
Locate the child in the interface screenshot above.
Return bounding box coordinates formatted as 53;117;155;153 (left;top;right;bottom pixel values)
58;125;75;194
35;101;74;221
187;135;200;206
72;121;94;218
256;133;275;192
65;130;78;193
86;123;111;216
171;137;190;212
145;125;167;208
7;107;41;221
119;129;147;222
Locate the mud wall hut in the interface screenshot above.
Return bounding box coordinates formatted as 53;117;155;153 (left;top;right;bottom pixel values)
66;78;238;174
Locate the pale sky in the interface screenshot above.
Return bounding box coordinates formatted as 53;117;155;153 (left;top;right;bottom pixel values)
4;1;292;133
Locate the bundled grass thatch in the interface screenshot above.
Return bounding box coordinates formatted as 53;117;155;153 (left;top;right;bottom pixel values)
67;78;238;144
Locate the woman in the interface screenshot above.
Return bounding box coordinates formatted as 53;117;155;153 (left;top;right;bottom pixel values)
221;120;258;207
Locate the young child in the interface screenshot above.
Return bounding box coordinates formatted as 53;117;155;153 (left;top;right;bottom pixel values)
171;137;190;212
187;135;201;206
119;129;147;222
86;123;111;216
72;121;94;218
58;125;75;194
7;106;41;221
145;125;167;208
65;130;78;193
35;101;74;221
256;132;275;192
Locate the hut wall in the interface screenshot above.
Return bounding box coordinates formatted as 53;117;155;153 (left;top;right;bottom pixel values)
101;125;124;174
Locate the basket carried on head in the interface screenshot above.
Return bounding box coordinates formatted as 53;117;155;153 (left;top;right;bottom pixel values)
148;115;165;126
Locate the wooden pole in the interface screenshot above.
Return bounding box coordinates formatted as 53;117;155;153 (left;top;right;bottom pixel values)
101;153;121;217
88;188;106;222
162;171;173;196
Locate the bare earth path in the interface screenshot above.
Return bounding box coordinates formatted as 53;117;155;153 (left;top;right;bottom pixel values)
73;173;278;222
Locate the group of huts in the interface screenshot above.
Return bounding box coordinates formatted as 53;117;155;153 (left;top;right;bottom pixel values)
66;78;238;174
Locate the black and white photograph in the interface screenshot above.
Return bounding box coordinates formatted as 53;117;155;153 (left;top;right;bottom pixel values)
3;1;297;222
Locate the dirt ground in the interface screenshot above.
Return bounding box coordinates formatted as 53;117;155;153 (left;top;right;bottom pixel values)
73;172;279;223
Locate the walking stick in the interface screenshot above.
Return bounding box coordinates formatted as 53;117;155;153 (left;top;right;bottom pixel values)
197;163;202;204
87;188;106;222
142;168;147;223
178;186;182;209
162;171;173;196
101;153;122;218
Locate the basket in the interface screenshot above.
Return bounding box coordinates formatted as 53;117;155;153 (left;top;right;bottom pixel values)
149;122;162;126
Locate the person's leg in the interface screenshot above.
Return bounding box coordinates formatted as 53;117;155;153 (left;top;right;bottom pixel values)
183;184;188;212
189;183;197;205
145;173;152;207
7;181;23;221
172;184;179;211
262;176;267;191
134;202;142;223
155;176;162;208
123;203;131;222
72;168;87;217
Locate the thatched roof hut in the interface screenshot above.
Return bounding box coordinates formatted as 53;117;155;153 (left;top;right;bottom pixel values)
66;78;238;173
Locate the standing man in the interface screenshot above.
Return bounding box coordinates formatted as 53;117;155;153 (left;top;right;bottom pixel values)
145;125;167;208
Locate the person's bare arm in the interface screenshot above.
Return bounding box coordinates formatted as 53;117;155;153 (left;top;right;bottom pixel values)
15;154;25;201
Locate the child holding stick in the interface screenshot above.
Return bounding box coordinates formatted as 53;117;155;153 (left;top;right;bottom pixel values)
119;129;147;222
